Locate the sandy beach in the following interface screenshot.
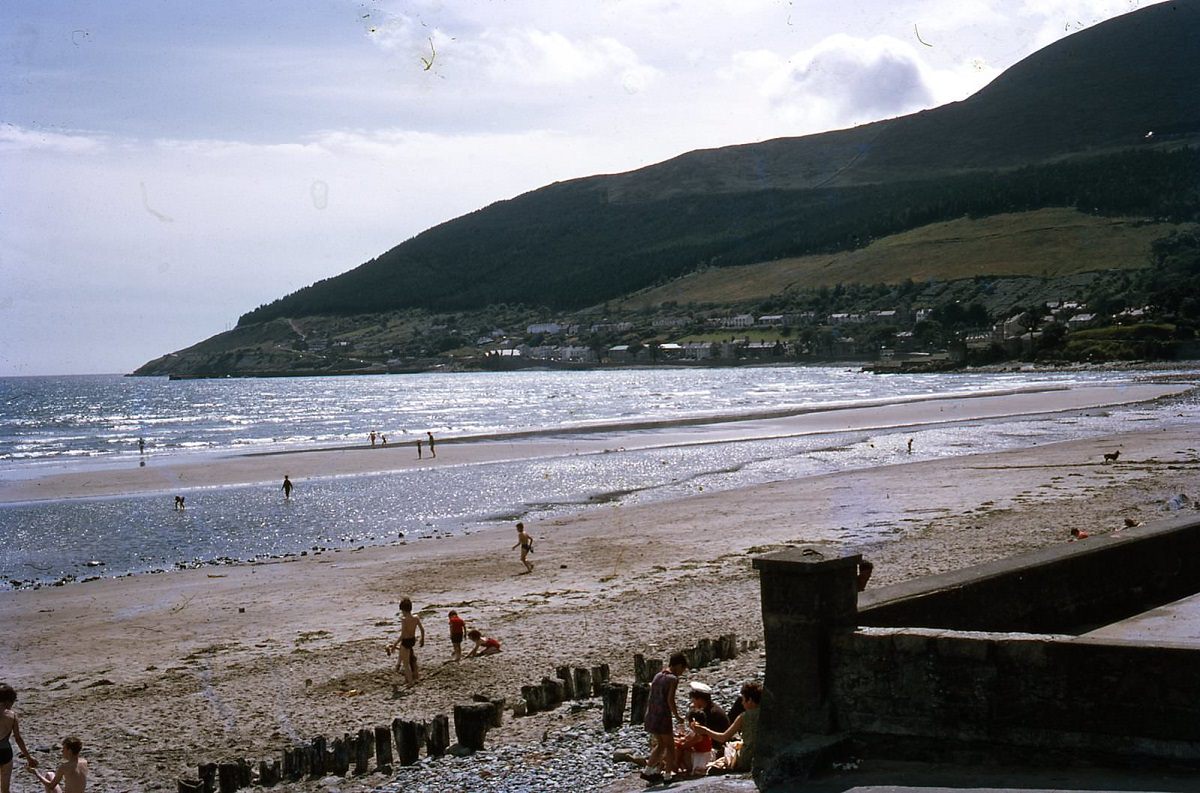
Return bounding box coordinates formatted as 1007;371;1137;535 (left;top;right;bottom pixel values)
2;385;1199;792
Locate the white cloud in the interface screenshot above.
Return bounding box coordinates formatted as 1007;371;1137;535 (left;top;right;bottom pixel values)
0;123;105;154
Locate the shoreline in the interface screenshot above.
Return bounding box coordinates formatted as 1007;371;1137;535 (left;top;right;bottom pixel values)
3;423;1199;791
0;382;1188;506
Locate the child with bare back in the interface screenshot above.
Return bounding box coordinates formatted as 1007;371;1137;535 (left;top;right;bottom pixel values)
512;522;534;574
466;629;501;657
1;684;37;793
29;737;86;793
386;598;425;685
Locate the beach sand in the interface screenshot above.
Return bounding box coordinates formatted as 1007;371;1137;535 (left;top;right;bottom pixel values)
2;386;1198;791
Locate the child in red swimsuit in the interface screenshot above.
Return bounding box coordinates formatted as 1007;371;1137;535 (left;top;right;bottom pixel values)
466;629;501;657
448;610;467;661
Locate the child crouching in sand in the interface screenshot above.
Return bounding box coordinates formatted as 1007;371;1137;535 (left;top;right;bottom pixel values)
466;629;501;657
385;598;425;685
29;737;87;793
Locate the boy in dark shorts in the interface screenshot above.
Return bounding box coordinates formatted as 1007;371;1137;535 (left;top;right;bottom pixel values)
1;684;37;793
448;610;467;661
386;598;425;685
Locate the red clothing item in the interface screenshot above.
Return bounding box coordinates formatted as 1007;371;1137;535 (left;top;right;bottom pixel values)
482;637;501;650
449;615;465;638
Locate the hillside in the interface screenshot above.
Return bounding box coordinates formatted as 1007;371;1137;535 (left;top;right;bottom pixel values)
228;1;1200;328
617;208;1193;308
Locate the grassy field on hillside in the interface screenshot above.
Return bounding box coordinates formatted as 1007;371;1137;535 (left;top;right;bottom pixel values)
618;208;1195;309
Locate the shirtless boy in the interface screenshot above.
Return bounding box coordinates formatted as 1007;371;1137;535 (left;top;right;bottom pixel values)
29;737;86;793
1;684;36;793
512;522;534;574
386;598;425;685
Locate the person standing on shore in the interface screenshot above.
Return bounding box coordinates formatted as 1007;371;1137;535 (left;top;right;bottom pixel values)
513;523;534;573
642;653;688;783
138;437;145;455
426;432;436;458
448;610;467;661
1;684;38;793
417;439;423;459
370;431;376;448
387;598;425;685
281;475;293;500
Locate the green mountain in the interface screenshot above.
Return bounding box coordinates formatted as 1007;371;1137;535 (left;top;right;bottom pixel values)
232;1;1200;328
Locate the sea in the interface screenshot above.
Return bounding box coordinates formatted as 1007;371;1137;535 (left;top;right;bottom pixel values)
2;366;1197;589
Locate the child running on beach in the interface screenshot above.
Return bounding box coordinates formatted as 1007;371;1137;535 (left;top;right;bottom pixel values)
386;598;425;685
466;629;501;657
448;610;467;661
513;522;534;574
1;684;37;793
28;737;86;793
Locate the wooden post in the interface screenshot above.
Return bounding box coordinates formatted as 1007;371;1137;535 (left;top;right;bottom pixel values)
633;653;648;684
572;667;592;700
453;703;493;751
718;633;738;660
521;683;545;714
198;763;217;793
257;760;280;787
601;683;628;730
375;725;393;772
630;682;649;725
216;763;239;793
354;728;372;775
309;736;327;777
696;638;715;667
330;736;350;776
237;760;251;788
426;714;450;758
393;718;422;766
591;663;610;696
555;666;576;700
541;676;565;708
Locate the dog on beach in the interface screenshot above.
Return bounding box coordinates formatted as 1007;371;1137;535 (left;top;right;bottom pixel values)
1103;450;1121;464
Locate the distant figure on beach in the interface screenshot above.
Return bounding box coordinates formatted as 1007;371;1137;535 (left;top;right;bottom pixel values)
174;495;186;511
381;434;388;446
281;475;293;500
28;736;86;793
448;610;467;661
386;598;425;685
1;684;38;792
416;439;423;459
906;437;913;454
641;653;688;783
1103;449;1120;464
513;522;534;573
466;629;501;657
138;437;145;455
427;432;436;458
370;431;377;448
1069;527;1089;541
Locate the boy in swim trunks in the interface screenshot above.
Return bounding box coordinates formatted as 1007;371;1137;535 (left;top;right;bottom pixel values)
512;522;534;574
1;684;37;793
29;736;86;793
386;598;425;685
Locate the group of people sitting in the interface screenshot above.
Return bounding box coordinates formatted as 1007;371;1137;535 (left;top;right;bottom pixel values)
641;652;761;783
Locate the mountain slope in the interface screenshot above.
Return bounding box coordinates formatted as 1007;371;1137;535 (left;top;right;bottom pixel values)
234;1;1200;326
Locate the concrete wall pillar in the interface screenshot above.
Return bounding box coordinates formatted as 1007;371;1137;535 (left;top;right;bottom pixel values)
752;548;860;762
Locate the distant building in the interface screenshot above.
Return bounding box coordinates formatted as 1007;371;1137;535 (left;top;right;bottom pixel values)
527;322;562;335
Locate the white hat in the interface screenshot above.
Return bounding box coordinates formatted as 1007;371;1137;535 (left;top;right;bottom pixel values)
688;681;712;695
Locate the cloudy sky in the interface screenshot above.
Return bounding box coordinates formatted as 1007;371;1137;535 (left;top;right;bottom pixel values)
0;0;1158;375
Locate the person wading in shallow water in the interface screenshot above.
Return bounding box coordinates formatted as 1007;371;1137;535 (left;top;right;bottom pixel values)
281;475;293;500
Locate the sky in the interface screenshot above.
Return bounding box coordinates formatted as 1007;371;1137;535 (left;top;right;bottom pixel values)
0;0;1161;376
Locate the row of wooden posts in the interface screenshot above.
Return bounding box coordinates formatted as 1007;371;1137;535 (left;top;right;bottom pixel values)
177;633;742;792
